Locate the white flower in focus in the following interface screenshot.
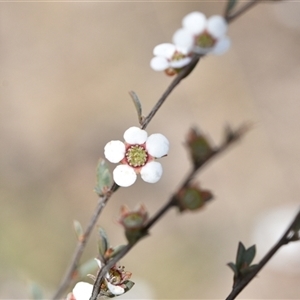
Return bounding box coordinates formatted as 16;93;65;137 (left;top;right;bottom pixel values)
104;127;169;187
150;43;192;76
173;12;230;55
72;282;93;300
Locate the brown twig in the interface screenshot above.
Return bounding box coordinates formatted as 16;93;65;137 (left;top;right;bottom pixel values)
225;0;262;23
141;55;200;130
90;125;248;300
52;184;118;299
225;209;300;300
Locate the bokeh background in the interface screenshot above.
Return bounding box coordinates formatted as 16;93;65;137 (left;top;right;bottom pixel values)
1;1;300;299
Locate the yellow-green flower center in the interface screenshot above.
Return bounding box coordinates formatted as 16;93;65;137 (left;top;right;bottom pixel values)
172;51;185;61
196;32;215;49
109;269;122;285
126;145;148;167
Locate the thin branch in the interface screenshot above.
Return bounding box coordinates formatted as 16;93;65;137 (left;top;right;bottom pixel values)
141;55;200;130
225;209;300;300
53;56;202;299
141;0;266;131
52;184;118;299
90;125;248;300
225;0;262;23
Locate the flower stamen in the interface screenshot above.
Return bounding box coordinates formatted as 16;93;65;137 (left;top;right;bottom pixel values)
172;51;186;61
196;32;215;48
126;145;148;167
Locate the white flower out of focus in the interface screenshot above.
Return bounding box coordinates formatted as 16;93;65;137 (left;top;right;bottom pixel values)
104;126;169;187
150;43;192;75
72;282;93;300
71;280;125;300
173;11;230;55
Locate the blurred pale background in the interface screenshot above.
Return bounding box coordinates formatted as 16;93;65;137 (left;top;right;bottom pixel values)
1;1;300;299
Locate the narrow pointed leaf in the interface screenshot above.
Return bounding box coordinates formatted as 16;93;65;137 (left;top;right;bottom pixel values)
98;227;109;257
245;264;258;273
129;91;143;124
224;124;235;143
227;262;238;277
94;158;112;196
124;280;135;292
225;0;238;15
106;245;126;259
29;282;43;300
78;258;98;279
73;220;84;241
236;241;246;268
291;210;300;232
243;244;256;266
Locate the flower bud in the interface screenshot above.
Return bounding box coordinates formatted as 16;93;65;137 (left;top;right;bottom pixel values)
186;128;213;167
118;204;148;230
118;204;149;244
175;184;213;212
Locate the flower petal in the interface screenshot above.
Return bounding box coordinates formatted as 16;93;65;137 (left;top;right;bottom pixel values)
182;11;206;35
146;133;169;158
95;258;102;268
140;161;163;183
113;165;137;187
106;281;125;296
124;126;148;145
207;15;228;39
170;57;192;69
212;36;231;55
104;140;126;163
193;45;212;55
73;282;93;300
150;56;170;71
173;28;194;51
153;43;176;58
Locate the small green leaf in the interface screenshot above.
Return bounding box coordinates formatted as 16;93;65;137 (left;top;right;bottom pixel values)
225;0;238;15
124;280;135;292
186;128;213;167
73;220;84;241
94;158;112;196
107;245;126;258
129;91;143;124
227;262;238;278
291;211;300;232
243;264;258;274
78;258;98;279
236;242;246;268
125;228;149;245
29;282;43;300
243;244;256;266
224;124;236;143
98;227;109;257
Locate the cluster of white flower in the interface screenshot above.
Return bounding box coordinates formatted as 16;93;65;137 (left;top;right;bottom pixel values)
150;12;230;75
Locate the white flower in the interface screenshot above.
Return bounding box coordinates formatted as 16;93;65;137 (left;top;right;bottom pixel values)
95;259;129;296
72;282;93;300
150;43;192;75
173;12;230;55
106;281;125;296
71;280;125;299
104;126;169;187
